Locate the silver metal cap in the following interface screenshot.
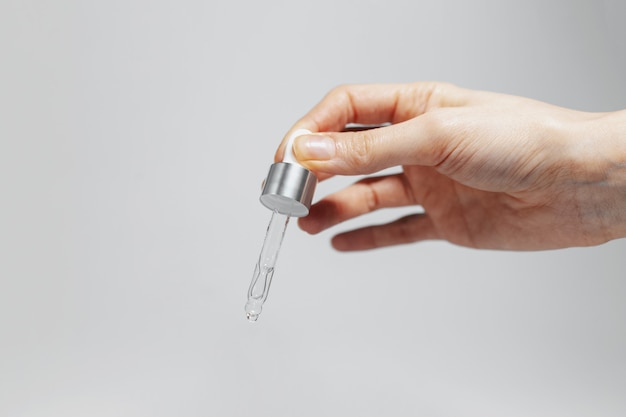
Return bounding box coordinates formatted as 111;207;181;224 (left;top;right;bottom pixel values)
260;162;317;217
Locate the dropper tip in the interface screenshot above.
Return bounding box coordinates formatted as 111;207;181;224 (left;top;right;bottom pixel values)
245;299;262;323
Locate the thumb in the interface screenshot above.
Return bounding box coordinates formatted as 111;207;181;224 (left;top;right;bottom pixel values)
292;120;445;175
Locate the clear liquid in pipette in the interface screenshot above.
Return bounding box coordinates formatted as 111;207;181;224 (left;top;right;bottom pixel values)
245;210;290;322
245;266;274;322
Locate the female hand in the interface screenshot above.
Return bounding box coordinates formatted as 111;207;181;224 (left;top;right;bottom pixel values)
275;83;626;251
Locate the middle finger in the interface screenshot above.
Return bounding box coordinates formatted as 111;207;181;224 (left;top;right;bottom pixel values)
298;172;418;234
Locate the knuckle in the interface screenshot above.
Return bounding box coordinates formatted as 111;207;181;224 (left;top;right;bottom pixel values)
409;81;457;110
363;182;381;212
328;84;354;101
419;109;458;167
342;132;376;172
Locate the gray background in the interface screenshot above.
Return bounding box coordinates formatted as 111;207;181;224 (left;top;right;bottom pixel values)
1;0;625;416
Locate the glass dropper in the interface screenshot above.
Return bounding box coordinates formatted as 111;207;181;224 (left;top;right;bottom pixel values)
244;129;317;322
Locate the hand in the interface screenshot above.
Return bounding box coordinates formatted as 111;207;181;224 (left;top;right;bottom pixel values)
276;82;626;251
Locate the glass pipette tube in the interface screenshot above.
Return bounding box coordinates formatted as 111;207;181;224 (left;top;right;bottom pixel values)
245;210;290;322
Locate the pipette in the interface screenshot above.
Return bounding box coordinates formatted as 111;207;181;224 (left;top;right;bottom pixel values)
245;129;317;322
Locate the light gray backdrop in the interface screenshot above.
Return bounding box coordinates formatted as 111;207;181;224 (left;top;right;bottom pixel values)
1;1;625;416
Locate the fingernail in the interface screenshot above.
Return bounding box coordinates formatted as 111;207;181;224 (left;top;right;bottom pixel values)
294;135;336;161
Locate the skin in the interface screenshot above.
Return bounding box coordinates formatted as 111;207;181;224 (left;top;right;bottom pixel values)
275;82;626;251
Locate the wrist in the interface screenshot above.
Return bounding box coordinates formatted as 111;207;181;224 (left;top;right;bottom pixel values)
572;110;626;242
